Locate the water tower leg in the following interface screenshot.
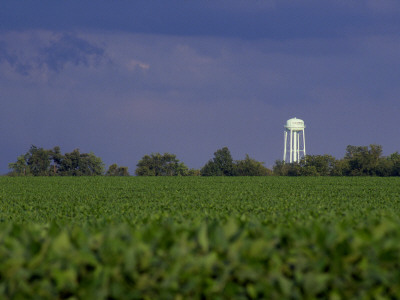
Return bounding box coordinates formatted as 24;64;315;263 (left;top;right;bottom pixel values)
283;130;287;162
289;129;293;163
293;131;297;162
296;131;300;162
302;129;306;158
294;131;296;162
298;132;300;162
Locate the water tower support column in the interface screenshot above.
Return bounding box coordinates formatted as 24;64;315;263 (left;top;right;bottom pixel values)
297;132;300;162
289;129;293;163
283;131;287;161
302;129;306;158
294;132;296;162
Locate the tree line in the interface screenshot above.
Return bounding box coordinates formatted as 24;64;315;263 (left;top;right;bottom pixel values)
274;144;400;177
7;145;125;177
7;144;400;177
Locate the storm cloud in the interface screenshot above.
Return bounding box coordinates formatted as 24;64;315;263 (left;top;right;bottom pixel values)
0;32;106;78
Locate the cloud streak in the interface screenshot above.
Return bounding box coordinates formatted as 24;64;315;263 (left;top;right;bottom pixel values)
0;32;106;78
2;1;400;39
41;33;105;72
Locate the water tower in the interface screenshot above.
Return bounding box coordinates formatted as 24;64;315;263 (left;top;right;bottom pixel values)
283;117;306;163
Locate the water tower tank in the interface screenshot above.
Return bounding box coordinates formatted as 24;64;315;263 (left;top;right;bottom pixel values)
285;117;305;131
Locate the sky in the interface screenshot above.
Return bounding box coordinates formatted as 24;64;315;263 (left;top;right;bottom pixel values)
1;0;400;173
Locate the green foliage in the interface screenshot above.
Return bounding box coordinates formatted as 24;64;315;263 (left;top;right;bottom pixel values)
106;164;130;176
25;145;51;176
8;146;104;176
300;154;336;176
389;152;400;176
201;147;271;176
1;177;400;298
59;149;104;176
49;146;63;175
273;145;400;177
135;153;188;176
299;165;318;176
3;218;400;299
272;160;288;176
187;168;201;176
344;144;383;176
272;160;302;176
201;147;234;176
330;158;350;176
8;155;30;176
234;154;272;176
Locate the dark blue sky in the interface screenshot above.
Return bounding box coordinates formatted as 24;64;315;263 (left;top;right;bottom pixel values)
1;1;400;173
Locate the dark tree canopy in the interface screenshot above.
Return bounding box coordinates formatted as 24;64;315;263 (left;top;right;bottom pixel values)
59;149;104;176
234;154;272;176
201;147;272;176
8;146;104;176
201;147;234;176
135;153;188;176
106;164;130;176
25;146;51;176
8;155;29;176
300;154;337;176
272;144;400;177
7;143;400;177
344;144;383;176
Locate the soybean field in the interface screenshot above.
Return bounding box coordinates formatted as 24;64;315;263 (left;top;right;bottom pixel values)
1;177;400;299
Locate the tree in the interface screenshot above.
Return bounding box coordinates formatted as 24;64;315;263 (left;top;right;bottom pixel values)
79;152;105;175
272;160;302;176
135;153;188;176
388;152;400;176
201;147;234;176
187;169;201;176
9;145;60;176
234;154;272;176
200;160;220;176
273;144;399;177
25;145;51;176
331;159;350;176
8;155;30;176
59;149;80;175
286;163;302;176
300;155;337;176
58;149;104;176
344;144;383;176
272;160;289;176
300;165;319;176
375;157;393;177
8;146;104;176
49;146;63;175
106;164;130;176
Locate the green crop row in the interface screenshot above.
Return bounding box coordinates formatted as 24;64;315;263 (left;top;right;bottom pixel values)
2;218;400;299
0;177;400;299
1;177;399;224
